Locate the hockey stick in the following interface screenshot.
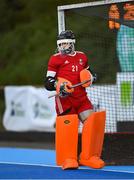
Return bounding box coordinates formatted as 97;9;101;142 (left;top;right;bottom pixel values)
48;79;91;98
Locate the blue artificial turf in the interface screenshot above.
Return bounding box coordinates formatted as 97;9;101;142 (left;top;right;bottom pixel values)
0;163;134;179
0;147;133;179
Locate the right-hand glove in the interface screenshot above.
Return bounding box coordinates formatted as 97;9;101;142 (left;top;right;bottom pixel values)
56;78;74;97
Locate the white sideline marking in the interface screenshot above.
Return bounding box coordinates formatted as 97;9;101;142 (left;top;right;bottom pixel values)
0;161;134;174
0;161;58;168
80;166;134;174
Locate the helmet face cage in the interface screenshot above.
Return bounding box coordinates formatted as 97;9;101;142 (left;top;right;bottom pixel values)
57;30;75;54
57;40;75;54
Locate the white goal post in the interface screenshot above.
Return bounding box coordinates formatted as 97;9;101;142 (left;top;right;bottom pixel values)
57;0;133;33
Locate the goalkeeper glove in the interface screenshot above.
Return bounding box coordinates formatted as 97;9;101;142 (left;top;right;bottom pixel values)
80;69;93;87
56;78;74;97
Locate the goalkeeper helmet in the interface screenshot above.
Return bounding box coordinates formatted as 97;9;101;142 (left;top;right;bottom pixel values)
57;30;76;55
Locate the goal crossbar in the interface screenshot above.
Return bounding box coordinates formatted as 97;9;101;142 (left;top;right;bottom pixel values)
57;0;133;33
58;0;133;11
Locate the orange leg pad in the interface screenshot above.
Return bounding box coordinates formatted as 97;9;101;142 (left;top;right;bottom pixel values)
80;111;106;168
56;114;79;166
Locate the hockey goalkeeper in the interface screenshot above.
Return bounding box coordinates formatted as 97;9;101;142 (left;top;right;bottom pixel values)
44;30;106;170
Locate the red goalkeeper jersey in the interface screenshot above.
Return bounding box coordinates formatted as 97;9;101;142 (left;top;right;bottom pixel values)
47;51;89;97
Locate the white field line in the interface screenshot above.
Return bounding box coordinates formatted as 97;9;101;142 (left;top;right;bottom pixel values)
0;161;134;174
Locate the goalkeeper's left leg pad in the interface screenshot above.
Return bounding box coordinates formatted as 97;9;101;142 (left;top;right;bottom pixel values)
56;114;79;169
79;111;106;169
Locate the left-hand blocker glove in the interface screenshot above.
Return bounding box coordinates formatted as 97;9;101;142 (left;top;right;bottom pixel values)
80;68;93;87
56;78;74;97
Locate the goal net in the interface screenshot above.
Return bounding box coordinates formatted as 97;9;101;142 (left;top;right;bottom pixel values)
57;0;134;133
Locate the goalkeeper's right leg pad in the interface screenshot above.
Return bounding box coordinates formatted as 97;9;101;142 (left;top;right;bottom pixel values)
56;114;79;169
